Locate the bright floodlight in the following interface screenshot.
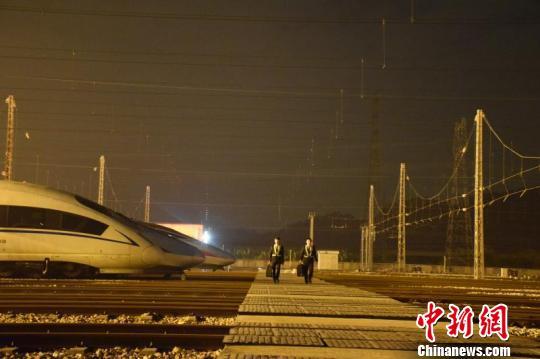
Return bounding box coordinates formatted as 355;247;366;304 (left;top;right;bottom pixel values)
202;230;211;244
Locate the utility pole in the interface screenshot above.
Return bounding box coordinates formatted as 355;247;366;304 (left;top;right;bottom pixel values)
144;185;151;222
367;185;375;271
360;226;364;271
397;163;406;272
474;110;485;279
308;212;316;241
3;95;16;180
98;155;105;205
360;225;368;271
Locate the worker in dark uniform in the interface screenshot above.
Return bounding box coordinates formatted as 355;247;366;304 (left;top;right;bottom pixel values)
269;237;284;283
300;238;318;284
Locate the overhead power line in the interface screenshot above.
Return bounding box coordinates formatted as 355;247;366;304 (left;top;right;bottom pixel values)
2;5;540;25
4;75;540;102
484;116;540;160
0;44;346;61
15;160;464;180
15;109;366;127
3;53;540;73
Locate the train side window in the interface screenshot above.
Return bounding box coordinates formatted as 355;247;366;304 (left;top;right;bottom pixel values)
3;206;107;236
7;206;46;228
44;209;62;230
0;206;7;227
61;212;108;235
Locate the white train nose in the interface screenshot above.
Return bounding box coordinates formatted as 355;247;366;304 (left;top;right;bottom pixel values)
143;245;204;268
142;246;162;265
161;252;205;268
184;254;206;267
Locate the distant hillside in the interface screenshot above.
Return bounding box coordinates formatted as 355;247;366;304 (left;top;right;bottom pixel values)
220;190;540;268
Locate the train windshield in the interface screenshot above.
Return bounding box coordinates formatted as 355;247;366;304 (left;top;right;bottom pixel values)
75;196;201;256
144;223;211;249
135;223;202;256
144;223;233;259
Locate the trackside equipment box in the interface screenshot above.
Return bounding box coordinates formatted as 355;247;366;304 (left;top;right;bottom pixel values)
317;250;339;270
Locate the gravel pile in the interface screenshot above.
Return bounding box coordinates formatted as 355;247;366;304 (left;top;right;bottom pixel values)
1;347;222;358
0;312;236;326
509;326;540;339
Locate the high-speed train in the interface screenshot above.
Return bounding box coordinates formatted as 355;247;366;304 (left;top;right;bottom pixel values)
144;223;236;270
0;181;205;277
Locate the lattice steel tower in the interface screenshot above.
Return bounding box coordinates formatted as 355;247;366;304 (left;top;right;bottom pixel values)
446;118;473;268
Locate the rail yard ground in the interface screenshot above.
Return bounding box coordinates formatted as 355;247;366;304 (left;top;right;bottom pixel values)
0;270;538;358
0;271;255;357
317;271;540;328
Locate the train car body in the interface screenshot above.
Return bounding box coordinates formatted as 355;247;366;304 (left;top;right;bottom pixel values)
0;181;204;277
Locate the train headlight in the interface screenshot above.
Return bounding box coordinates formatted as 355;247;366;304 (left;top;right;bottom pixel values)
202;230;211;244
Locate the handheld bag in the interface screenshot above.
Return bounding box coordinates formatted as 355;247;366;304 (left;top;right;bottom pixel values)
266;264;273;277
296;263;304;276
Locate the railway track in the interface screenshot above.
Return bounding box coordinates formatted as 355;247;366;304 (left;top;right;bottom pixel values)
0;272;255;353
0;271;255;316
0;323;229;351
318;272;540;326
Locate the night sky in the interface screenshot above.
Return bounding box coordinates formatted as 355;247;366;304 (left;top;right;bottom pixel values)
1;1;539;246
